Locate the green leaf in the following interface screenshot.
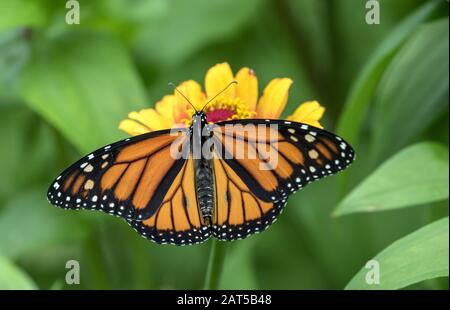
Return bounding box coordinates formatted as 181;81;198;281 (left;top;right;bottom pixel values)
335;142;449;216
0;187;89;259
336;1;439;146
371;19;449;160
219;241;258;289
0;254;37;289
285;0;332;84
0;28;31;103
19;32;147;153
0;106;61;199
133;0;262;68
345;217;449;290
0;0;48;32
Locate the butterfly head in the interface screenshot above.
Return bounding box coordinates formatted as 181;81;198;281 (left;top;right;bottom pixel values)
192;111;208;125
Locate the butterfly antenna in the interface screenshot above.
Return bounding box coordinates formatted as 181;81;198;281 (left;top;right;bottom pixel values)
201;80;238;112
168;82;198;112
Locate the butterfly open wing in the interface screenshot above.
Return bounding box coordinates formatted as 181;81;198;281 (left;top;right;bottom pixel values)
209;119;355;240
47;129;189;221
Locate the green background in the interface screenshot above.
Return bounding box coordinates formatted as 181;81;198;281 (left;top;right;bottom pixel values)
0;0;448;289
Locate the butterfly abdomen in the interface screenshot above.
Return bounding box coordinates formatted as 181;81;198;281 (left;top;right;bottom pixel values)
194;158;214;220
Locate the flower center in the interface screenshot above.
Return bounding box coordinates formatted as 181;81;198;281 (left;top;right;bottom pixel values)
184;97;255;126
206;108;236;123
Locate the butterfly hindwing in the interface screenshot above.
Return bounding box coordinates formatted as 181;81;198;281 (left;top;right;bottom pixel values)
127;155;210;245
211;156;287;241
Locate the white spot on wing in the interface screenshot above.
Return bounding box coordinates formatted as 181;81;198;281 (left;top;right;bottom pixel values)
305;134;315;142
308;149;319;159
83;164;94;172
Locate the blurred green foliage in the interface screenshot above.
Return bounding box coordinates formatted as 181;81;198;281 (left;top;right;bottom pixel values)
0;0;448;290
346;217;448;290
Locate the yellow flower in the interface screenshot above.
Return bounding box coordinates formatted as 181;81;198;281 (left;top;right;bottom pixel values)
119;62;325;136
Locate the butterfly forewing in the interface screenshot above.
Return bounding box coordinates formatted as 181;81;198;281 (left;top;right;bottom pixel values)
47;129;189;221
212;119;355;203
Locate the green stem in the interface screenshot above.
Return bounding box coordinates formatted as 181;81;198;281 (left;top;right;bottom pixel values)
203;239;227;290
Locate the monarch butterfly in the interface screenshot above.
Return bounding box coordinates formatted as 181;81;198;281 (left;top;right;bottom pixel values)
47;82;355;245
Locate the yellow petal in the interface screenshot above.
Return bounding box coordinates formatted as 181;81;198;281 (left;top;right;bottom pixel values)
155;95;177;123
235;67;258;112
129;109;173;131
118;119;151;136
287;100;325;129
172;80;205;123
173;80;205;121
205;62;236;100
176;80;206;107
256;78;293;119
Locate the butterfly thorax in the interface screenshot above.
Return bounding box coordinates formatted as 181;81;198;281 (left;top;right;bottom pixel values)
191;112;214;224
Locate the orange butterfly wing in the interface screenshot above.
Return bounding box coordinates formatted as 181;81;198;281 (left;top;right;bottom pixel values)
209;119;355;240
212;119;355;202
211;155;287;240
127;155;210;245
47;129;189;221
